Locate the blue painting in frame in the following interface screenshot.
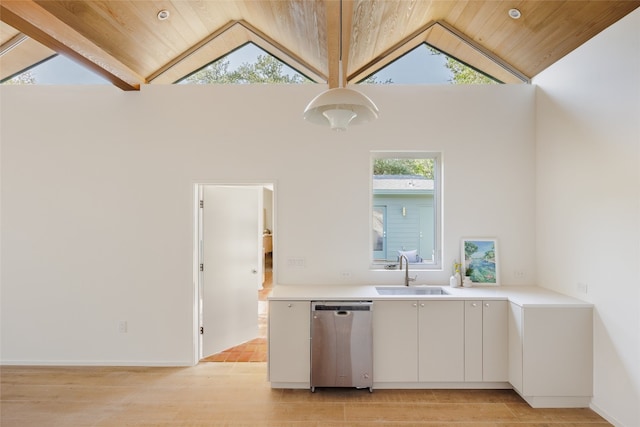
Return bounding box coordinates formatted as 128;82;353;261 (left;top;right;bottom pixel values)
461;238;499;285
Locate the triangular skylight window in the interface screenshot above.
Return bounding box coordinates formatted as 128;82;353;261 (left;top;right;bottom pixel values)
362;43;498;85
178;43;310;85
1;54;109;85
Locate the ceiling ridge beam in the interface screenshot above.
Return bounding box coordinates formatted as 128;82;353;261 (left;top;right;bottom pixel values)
325;0;340;88
340;0;355;87
325;0;356;88
0;1;143;90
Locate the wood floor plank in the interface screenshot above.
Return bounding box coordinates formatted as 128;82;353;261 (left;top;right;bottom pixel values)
344;402;518;423
0;364;611;427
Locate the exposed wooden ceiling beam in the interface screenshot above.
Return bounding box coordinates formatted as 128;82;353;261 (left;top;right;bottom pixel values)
0;1;637;89
325;0;340;89
0;1;144;90
326;0;356;88
341;0;354;86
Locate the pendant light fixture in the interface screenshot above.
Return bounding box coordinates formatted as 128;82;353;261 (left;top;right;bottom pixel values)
303;0;379;131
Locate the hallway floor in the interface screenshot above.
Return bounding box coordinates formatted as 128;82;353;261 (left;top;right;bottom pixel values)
0;364;611;427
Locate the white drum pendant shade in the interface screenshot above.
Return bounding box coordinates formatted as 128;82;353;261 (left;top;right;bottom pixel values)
303;87;379;131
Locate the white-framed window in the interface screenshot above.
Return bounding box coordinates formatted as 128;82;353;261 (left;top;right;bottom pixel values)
371;152;442;270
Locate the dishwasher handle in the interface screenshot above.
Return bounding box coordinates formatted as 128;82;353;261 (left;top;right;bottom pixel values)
312;302;373;312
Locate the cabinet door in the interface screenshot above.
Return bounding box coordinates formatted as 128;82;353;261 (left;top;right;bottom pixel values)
482;300;508;381
373;300;418;382
268;300;310;384
419;301;464;382
523;307;593;397
464;301;483;381
508;302;524;393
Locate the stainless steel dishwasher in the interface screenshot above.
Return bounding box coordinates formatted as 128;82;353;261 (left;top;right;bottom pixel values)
310;301;373;392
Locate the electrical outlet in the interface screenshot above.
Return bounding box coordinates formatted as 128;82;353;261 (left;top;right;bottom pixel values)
118;320;128;333
340;270;352;278
514;270;525;279
577;282;588;294
287;257;306;267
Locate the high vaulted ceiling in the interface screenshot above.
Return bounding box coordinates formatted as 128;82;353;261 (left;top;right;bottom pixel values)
1;1;638;89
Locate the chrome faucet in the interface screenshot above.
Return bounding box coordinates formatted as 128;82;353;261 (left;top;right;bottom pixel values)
399;254;417;286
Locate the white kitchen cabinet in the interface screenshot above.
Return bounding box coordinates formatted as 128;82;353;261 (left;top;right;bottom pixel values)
373;300;464;383
268;300;310;387
508;302;593;407
418;300;464;382
373;300;418;382
482;300;508;381
465;300;508;382
508;302;524;392
269;285;593;408
465;301;483;381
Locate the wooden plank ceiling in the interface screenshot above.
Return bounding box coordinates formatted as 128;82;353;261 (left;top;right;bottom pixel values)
1;1;638;89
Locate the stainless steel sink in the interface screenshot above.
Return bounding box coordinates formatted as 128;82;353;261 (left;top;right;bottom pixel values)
375;286;449;295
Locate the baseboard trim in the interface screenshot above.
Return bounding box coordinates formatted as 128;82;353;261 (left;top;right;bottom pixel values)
519;394;591;408
372;381;511;389
270;382;310;389
590;401;625;427
0;360;194;367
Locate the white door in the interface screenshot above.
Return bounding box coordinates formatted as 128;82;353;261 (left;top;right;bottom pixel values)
201;185;262;358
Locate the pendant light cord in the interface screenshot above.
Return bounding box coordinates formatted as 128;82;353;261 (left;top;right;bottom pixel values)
339;0;343;62
337;0;343;88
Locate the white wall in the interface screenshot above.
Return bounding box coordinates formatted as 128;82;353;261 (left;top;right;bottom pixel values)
1;82;535;365
534;9;640;427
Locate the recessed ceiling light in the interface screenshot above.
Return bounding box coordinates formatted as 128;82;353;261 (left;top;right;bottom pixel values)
508;8;522;19
157;9;170;21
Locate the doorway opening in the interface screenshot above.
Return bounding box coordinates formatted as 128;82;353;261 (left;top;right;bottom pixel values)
195;183;275;363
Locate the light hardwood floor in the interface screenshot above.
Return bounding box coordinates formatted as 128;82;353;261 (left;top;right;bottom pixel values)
1;364;610;427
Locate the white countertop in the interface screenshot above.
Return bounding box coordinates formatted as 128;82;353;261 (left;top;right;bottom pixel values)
269;284;592;308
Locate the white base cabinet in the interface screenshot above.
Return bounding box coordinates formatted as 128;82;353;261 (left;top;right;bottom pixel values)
372;300;418;382
508;302;593;407
373;300;464;384
268;300;310;388
465;300;508;382
418;300;464;382
267;294;593;409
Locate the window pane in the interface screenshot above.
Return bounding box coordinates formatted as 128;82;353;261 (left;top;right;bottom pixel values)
2;55;109;85
362;43;498;85
373;206;386;256
372;155;440;269
178;43;309;84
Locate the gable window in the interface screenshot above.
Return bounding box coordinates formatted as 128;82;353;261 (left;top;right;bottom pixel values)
362;43;498;85
1;54;109;85
371;152;441;270
178;42;310;85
